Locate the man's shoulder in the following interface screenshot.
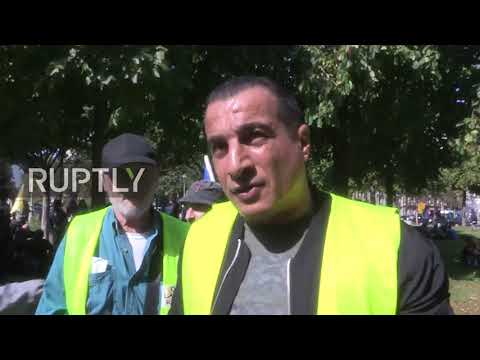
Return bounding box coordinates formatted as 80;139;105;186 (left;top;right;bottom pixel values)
67;206;112;236
397;222;452;314
199;201;238;223
400;223;440;265
187;201;239;236
71;206;111;219
189;201;236;220
330;192;397;212
211;201;237;211
156;210;190;230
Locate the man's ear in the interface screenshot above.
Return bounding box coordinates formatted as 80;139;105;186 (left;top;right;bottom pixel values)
297;124;311;162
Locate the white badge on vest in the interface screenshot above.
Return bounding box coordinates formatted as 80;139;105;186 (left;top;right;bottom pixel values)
160;283;175;309
91;257;109;274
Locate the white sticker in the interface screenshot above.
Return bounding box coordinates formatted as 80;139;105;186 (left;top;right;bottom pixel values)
160;283;175;309
91;257;109;274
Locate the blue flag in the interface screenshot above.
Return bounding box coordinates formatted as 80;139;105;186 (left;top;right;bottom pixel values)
203;167;212;181
203;155;215;182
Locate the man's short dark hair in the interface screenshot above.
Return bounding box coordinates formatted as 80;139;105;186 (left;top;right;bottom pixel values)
205;76;303;131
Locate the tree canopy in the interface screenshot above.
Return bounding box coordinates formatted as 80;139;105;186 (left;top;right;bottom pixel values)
1;45;480;208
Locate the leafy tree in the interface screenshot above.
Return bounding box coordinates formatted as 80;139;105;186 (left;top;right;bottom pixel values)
439;84;480;206
0;159;14;201
297;45;472;205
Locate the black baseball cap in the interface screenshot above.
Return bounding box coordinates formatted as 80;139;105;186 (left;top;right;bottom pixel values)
179;181;226;206
102;133;157;168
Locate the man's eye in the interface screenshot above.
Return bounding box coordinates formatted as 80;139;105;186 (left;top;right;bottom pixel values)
248;131;267;145
210;142;227;156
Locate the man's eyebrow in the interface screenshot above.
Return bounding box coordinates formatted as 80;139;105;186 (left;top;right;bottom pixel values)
237;122;274;134
207;122;274;143
206;134;225;144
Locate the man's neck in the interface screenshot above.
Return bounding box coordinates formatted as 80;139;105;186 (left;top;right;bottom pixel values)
248;181;315;227
246;209;312;253
113;208;154;234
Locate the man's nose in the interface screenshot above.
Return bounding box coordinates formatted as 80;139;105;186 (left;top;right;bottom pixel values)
227;142;253;182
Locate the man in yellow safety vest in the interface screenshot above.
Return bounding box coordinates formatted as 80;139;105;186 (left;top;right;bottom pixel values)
36;133;189;315
170;76;453;315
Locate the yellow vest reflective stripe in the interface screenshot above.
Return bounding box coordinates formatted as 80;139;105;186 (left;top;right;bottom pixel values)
318;193;400;314
159;212;190;315
182;194;400;315
182;202;238;315
64;206;189;315
64;207;108;315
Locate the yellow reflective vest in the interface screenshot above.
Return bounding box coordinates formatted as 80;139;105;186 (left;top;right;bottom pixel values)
181;193;401;315
64;206;189;315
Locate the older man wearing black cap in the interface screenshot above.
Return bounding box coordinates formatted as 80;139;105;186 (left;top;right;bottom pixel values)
101;133;160;225
36;133;189;315
179;181;226;222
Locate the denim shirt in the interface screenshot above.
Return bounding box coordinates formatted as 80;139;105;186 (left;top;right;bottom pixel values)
36;207;166;315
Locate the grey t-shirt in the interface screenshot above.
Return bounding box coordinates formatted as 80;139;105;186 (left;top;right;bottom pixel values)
229;218;310;315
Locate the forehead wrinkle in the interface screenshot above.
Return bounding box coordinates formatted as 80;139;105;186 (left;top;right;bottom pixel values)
226;89;271;116
206;87;280;136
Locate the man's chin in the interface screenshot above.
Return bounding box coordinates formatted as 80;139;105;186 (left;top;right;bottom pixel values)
122;207;149;221
111;199;151;221
235;202;273;225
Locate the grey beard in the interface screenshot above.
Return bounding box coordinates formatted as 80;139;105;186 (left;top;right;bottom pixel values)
109;195;152;221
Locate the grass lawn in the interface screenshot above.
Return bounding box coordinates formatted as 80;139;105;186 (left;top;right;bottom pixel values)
435;226;480;315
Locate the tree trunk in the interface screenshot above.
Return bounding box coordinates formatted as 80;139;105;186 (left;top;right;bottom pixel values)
385;171;394;207
90;97;109;208
57;153;64;205
366;189;372;204
41;189;51;244
28;190;33;223
331;128;350;196
461;189;467;226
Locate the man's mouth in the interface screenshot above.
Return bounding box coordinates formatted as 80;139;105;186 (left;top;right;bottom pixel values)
231;183;263;203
